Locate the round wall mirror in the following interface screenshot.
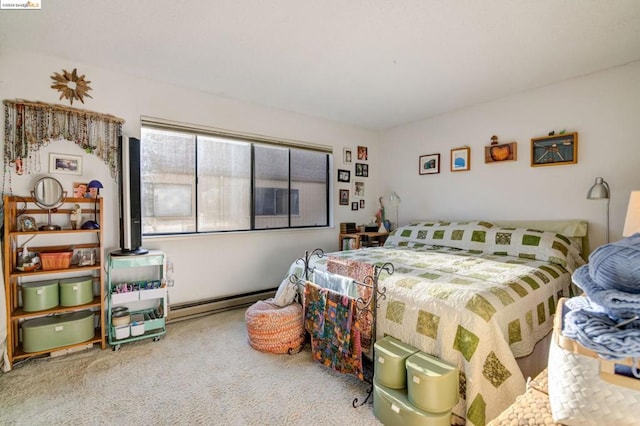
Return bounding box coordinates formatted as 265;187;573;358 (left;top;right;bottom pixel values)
31;176;66;230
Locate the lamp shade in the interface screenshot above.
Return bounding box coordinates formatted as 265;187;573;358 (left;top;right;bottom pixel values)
623;191;640;237
587;177;610;199
587;177;611;244
389;191;401;205
87;180;103;190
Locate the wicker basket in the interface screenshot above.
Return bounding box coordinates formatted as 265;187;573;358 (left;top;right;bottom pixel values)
40;251;73;270
245;301;304;354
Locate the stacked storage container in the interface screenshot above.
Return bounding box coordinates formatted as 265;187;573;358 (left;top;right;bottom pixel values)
373;336;458;425
21;276;96;353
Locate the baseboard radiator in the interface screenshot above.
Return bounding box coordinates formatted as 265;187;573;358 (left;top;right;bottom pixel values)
167;288;277;323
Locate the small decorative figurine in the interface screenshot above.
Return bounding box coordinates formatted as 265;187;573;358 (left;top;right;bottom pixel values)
70;204;82;229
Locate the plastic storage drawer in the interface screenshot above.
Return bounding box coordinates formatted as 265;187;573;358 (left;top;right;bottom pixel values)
406;351;459;413
22;311;95;353
374;336;419;389
21;280;59;312
373;379;452;426
59;276;94;306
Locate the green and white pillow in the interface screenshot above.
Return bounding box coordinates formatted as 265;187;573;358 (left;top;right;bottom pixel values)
386;221;584;272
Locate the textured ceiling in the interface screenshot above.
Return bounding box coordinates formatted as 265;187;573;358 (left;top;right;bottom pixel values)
1;0;639;130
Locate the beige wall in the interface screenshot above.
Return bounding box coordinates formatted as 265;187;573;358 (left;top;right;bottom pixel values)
0;49;381;304
380;60;640;251
2;48;638;305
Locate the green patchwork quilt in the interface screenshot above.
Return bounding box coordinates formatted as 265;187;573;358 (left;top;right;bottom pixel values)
304;221;584;426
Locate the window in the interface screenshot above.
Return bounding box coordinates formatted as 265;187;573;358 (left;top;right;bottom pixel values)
140;122;330;235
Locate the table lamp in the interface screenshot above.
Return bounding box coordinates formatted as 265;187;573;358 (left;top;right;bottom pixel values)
81;180;103;229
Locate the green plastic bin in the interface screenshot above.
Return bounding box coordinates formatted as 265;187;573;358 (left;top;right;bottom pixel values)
59;276;94;306
406;351;459;413
374;336;419;389
22;311;95;353
373;379;452;426
21;280;59;312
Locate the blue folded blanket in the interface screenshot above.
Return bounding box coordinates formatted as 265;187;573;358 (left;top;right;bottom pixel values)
586;233;640;294
564;297;640;364
573;265;640;319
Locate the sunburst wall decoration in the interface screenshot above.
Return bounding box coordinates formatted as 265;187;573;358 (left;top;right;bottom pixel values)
50;68;93;105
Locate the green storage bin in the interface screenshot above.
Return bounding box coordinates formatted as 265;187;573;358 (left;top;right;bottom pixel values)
373;379;452;426
22;311;95;353
406;351;459;413
21;280;59;312
374;336;419;389
59;276;94;306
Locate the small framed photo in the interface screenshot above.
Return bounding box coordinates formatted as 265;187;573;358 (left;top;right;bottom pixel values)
18;216;37;232
49;153;82;175
451;147;470;172
354;181;365;197
355;163;368;177
73;182;89;198
343;147;353;164
351;202;359;211
359;199;365;209
531;132;578;167
485;141;517;163
419;153;440;175
357;146;368;161
339;189;349;205
337;169;351;183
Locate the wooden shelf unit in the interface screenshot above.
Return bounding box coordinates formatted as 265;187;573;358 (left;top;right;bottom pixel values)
3;196;106;370
339;231;389;250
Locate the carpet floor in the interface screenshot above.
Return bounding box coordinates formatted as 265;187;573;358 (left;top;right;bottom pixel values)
0;308;381;425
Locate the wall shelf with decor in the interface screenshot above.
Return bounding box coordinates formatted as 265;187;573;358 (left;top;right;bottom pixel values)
2;195;106;370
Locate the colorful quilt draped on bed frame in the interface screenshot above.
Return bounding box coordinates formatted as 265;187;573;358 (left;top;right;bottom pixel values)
296;220;585;426
304;282;365;380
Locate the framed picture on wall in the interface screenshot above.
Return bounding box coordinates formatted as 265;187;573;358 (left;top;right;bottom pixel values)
357;146;368;161
49;153;82;175
419;153;440;175
338;169;351;182
355;163;369;177
485;141;517;163
530;132;578;167
339;189;349;205
343;147;353;164
450;147;470;172
351;202;359;211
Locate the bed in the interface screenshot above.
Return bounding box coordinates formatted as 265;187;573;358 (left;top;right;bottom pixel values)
290;219;587;426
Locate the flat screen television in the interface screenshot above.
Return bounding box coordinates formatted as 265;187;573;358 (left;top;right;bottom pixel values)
111;136;148;256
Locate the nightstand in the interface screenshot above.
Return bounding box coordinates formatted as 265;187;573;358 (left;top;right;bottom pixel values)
339;231;389;250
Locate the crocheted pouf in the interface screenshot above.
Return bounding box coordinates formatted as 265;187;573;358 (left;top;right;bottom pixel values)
245;300;304;354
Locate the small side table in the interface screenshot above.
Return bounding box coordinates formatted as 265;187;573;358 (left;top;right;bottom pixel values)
339;231;389;250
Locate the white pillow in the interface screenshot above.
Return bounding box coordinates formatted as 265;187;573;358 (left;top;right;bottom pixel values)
272;277;298;307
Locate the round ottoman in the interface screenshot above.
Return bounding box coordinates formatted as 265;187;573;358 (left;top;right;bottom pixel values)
245;300;305;354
